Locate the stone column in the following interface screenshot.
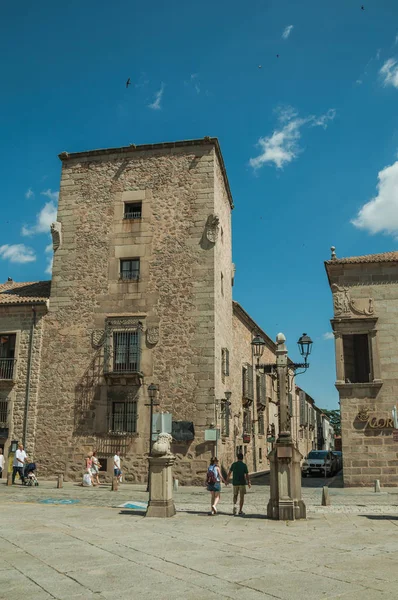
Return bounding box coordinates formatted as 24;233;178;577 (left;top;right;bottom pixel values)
267;333;306;521
146;455;176;518
334;333;345;384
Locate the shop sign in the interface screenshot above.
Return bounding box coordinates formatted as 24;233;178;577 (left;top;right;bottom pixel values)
393;429;398;442
243;434;251;444
356;407;394;429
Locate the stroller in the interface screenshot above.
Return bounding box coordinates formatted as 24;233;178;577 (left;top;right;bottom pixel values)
23;462;39;486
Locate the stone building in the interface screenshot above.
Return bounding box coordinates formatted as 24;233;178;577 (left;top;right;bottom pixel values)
292;387;317;458
0;137;325;484
325;249;398;486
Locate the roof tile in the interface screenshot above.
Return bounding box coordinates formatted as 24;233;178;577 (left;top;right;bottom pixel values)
326;251;398;265
0;281;51;305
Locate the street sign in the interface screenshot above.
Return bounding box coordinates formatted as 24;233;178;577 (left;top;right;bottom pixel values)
205;429;219;441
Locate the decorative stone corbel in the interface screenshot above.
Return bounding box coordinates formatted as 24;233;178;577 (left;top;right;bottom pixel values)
50;222;62;252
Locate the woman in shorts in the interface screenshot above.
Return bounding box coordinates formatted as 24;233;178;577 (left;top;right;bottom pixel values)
206;456;226;515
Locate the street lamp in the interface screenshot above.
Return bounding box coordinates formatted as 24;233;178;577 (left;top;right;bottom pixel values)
251;332;314;521
147;383;160;457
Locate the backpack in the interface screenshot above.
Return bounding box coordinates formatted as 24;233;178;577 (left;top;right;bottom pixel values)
206;466;218;485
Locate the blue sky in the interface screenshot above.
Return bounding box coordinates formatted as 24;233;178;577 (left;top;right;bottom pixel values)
1;0;398;409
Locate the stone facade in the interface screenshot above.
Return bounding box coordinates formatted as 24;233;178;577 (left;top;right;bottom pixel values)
0;282;50;458
325;250;398;486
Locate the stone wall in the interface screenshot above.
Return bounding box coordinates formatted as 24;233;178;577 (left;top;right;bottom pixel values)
35;142;232;484
328;261;398;486
0;304;46;457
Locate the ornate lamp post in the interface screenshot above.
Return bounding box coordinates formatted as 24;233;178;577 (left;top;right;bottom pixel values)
251;332;313;521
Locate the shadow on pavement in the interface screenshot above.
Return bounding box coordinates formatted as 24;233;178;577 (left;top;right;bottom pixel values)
118;509;146;517
252;470;344;489
358;515;398;521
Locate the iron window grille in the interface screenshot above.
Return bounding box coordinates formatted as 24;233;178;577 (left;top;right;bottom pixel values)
124;202;142;219
110;401;137;434
258;411;265;435
0;334;16;380
120;259;140;281
242;364;254;401
0;400;7;427
104;318;143;375
220;400;230;437
221;348;230;377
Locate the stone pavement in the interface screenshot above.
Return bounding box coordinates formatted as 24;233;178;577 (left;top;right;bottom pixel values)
1;479;398;599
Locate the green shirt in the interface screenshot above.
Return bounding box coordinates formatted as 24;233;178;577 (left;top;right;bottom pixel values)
229;461;248;486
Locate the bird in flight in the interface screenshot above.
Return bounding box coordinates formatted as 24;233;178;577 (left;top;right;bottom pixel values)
276;54;279;58
258;65;262;69
361;5;364;9
126;78;131;88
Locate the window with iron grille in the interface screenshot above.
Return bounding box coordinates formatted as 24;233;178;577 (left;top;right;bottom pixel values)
221;348;229;377
288;393;293;418
120;259;140;281
258;411;265;435
242;364;254;400
113;331;140;373
124;202;142;219
243;409;251;434
220;400;230;437
111;401;137;433
0;334;16;380
256;373;266;407
0;400;7;426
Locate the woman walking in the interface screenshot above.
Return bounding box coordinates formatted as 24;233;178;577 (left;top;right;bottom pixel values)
91;451;101;486
206;456;226;515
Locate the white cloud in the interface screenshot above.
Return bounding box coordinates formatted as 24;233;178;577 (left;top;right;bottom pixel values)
249;106;336;170
0;244;36;264
352;161;398;236
45;242;53;254
380;58;398;88
41;189;59;202
148;83;165;110
25;188;34;199
356;79;363;85
282;25;294;40
395;33;398;46
323;332;334;340
21;191;58;236
45;256;53;275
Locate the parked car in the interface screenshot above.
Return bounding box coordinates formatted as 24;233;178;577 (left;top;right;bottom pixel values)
302;450;337;477
331;451;342;472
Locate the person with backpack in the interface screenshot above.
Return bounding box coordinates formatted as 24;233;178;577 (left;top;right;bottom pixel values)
206;456;226;515
226;452;251;516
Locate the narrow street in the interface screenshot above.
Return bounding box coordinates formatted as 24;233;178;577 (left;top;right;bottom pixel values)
252;469;344;489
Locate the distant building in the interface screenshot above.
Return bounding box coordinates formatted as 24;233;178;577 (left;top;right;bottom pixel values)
325;249;398;486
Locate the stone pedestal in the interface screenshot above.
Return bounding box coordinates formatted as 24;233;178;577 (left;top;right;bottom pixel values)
267;442;306;520
146;455;176;518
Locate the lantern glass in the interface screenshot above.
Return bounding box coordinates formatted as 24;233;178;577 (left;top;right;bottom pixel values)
147;383;159;404
297;333;313;362
251;335;266;359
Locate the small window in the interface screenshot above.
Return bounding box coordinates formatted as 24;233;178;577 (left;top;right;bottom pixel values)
221;348;230;377
111;401;137;433
259;448;263;462
220;400;230;437
124;202;142;219
243;409;251;434
0;334;16;380
258;412;265;435
120;259;140;281
343;333;371;383
242;364;254;400
221;272;224;296
0;399;7;426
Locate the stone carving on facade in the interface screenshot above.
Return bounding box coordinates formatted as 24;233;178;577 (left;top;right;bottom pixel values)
146;326;159;345
205;214;220;244
331;284;374;317
91;330;105;348
105;317;143;330
152;432;173;456
357;407;370;422
50;222;62;251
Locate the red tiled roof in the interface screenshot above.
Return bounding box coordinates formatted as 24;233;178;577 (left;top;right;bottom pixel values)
326;251;398;265
0;280;51;305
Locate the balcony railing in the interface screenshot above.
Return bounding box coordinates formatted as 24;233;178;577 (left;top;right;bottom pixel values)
0;358;16;380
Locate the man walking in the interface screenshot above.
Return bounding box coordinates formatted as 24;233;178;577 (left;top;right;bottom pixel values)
113;449;122;483
12;443;27;484
226;452;251;516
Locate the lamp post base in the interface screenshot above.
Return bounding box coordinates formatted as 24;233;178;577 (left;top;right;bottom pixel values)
267;441;306;521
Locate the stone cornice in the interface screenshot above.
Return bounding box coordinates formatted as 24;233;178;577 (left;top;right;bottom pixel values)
58;137;234;210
